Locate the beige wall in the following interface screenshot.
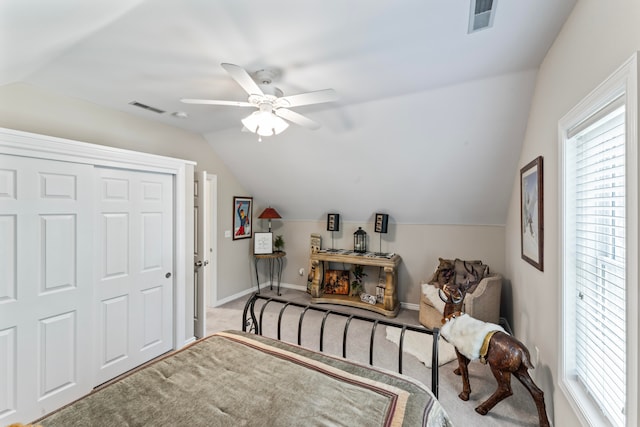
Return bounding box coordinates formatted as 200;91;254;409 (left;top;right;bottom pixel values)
504;1;640;425
269;220;505;305
0;82;254;304
4;3;638;423
0;82;509;309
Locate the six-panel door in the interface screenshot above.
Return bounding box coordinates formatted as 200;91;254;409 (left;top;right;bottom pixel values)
94;167;174;385
0;155;94;423
0;156;175;424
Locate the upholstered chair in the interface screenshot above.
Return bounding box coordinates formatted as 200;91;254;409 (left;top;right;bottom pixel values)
418;263;503;329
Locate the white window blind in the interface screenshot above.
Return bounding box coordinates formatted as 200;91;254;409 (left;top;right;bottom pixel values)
566;101;626;427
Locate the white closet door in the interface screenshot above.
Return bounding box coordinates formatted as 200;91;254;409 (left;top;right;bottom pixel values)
0;154;93;424
94;167;173;385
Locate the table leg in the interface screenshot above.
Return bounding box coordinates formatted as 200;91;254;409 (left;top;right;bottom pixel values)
310;260;322;298
275;256;283;296
253;257;261;294
383;266;396;311
268;258;274;290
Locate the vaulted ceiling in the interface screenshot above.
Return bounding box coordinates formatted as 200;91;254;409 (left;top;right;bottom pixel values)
0;0;576;224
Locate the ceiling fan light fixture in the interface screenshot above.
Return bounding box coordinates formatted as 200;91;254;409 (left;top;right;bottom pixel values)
241;110;289;137
182;63;337;136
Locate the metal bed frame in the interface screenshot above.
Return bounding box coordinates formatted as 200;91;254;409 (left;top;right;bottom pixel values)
242;292;441;398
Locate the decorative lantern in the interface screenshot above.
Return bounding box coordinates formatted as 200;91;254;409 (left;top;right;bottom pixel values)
353;227;367;253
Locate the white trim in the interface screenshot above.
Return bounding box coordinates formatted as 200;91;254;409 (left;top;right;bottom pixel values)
0;127;195;172
173;164;188;348
401;302;419;311
557;52;638;427
212;282;420;315
182;337;197;346
278;283;308;292
212;283;308;307
213;285;260;307
207;174;218;307
625;52;639;427
0;126;195;351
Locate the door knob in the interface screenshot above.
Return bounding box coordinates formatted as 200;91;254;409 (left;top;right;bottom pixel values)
195;260;203;267
165;272;172;278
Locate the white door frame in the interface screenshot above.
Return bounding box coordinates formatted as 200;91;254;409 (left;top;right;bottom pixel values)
207;174;218;307
0;127;195;349
194;171;208;339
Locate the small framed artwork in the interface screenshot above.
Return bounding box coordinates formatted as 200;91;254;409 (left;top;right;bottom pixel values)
327;213;340;231
254;232;273;254
520;156;544;271
233;196;252;240
374;213;389;233
323;270;350;295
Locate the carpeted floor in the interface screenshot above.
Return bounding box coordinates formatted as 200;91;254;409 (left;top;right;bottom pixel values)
207;288;546;427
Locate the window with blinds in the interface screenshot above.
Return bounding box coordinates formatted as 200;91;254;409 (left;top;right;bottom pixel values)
564;98;626;427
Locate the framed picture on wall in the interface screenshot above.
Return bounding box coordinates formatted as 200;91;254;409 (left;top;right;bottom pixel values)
520;156;543;271
233;196;252;240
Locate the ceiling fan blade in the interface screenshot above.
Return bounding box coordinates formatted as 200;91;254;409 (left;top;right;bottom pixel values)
275;108;321;130
181;98;254;107
221;63;264;96
276;88;338;108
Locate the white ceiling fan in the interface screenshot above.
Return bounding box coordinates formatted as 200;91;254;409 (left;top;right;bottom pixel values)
181;63;338;139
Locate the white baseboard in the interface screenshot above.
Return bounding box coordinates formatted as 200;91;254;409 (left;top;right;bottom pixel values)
182;336;197;346
211;286;258;307
278;282;308;292
210;282;306;307
211;282;416;310
401;302;419;311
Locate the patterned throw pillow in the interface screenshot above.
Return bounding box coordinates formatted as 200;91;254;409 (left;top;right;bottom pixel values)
428;258;489;293
427;258;456;287
453;259;488;284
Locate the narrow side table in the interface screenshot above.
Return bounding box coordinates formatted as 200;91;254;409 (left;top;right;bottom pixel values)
254;251;286;296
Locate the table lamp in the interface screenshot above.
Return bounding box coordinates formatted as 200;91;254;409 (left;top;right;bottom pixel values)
258;207;281;232
326;213;340;251
374;213;389;255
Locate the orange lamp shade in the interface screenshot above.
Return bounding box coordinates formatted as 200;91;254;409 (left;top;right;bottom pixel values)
258;207;281;232
258;207;281;219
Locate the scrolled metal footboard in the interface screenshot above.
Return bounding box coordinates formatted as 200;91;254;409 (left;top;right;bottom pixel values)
242;292;441;398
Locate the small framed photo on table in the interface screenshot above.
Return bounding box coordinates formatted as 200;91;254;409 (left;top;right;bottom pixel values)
254;232;273;254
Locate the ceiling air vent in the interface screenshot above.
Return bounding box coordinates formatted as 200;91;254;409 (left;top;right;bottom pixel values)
468;0;496;33
129;101;165;114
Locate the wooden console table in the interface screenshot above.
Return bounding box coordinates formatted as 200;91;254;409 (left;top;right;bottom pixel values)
309;250;402;317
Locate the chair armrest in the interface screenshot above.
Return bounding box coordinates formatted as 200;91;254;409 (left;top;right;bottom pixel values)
419;283;446;329
463;274;502;324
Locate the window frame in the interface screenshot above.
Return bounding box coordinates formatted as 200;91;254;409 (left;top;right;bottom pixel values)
558;53;638;427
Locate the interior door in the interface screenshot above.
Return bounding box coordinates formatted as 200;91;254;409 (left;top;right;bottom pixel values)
94;167;173;385
194;171;208;338
0;154;93;424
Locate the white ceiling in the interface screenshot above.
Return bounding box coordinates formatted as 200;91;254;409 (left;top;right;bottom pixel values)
0;0;576;225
